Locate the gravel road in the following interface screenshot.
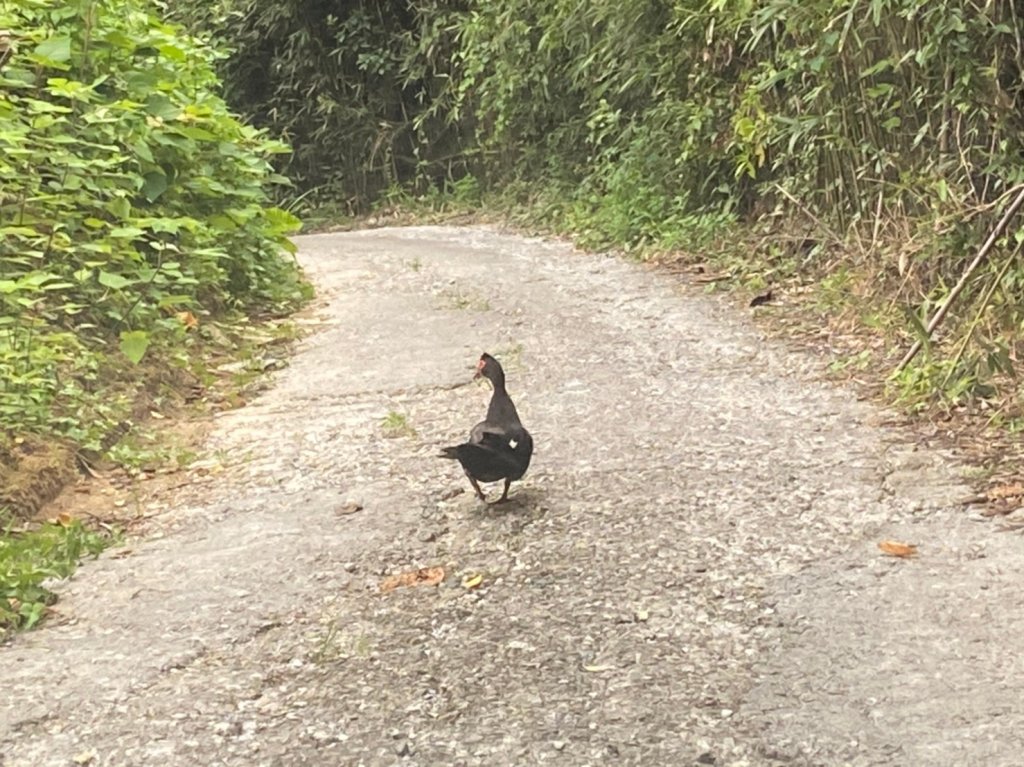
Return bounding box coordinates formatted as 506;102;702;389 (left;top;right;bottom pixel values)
3;226;1022;767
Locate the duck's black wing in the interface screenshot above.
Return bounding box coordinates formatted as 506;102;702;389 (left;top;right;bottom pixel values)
440;425;532;483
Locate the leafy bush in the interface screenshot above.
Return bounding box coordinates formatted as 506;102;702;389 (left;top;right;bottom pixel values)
0;515;110;636
0;0;306;446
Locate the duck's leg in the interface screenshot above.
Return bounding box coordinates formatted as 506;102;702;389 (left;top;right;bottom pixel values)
466;474;487;502
490;478;512;504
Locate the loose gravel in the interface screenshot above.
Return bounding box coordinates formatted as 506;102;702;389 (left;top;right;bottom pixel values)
2;226;1021;767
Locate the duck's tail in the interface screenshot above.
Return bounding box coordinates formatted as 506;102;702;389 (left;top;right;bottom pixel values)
438;445;461;460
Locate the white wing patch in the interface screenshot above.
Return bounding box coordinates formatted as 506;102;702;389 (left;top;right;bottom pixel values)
509;438;519;449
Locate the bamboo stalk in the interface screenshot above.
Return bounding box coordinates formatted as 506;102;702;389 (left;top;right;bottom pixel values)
940;241;1018;390
896;184;1024;372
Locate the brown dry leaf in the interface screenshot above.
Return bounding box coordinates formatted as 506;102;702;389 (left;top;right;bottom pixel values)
987;483;1024;501
878;540;918;558
380;566;445;594
461;573;483;589
175;310;199;330
54;512;74;527
335;502;363;516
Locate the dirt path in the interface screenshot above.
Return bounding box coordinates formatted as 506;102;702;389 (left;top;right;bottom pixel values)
3;226;1021;766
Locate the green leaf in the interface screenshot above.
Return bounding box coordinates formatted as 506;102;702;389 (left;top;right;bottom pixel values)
107;197;131;220
108;226;145;238
132;139;155;163
33;36;73;64
174;125;218;141
98;271;132;290
157;43;187;62
146;94;180;120
142;171;168;202
734;117;756;140
264;207;302;234
119;331;150;364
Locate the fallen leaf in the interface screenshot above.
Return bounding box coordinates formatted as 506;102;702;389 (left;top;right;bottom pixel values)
878;540;918;558
462;573;483;589
987;483;1024;501
54;512;73;527
335;501;363;516
380;566;445;593
72;750;97;765
176;310;199;330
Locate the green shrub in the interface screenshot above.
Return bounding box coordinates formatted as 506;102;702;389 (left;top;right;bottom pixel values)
0;515;111;636
0;0;306;444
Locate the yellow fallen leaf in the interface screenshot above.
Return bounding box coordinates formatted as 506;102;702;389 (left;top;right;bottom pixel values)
878;540;918;558
462;573;483;589
54;512;73;527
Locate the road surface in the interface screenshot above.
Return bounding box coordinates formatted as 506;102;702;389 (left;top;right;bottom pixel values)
3;226;1022;766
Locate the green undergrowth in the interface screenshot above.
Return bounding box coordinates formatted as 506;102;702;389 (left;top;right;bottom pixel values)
190;0;1024;423
0;0;312;635
0;308;304;639
0;0;309;452
0;513;112;639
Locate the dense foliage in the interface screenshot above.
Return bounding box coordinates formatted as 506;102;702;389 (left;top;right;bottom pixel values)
196;0;1024;406
0;0;306;447
170;0;470;209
